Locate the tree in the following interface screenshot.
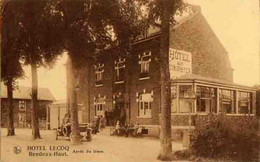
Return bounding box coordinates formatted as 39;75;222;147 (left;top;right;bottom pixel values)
1;0;24;136
5;0;64;139
144;0;185;160
55;0;145;144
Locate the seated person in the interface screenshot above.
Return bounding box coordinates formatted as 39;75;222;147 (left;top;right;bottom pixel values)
133;122;142;136
115;120;121;135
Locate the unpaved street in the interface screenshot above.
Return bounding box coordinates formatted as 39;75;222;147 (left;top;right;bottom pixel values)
1;128;184;162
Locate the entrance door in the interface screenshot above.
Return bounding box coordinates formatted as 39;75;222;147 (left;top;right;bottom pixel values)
115;102;126;123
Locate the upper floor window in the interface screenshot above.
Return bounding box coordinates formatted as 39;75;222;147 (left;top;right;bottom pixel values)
238;91;252;114
138;51;151;79
19;100;26;111
219;89;236;114
137;90;153;118
95;63;104;86
114;58;125;83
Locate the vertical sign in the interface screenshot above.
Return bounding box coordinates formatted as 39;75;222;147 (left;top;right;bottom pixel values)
169;48;192;79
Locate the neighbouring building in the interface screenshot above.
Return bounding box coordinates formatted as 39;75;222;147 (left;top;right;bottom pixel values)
256;86;260;116
49;100;83;129
67;6;258;138
1;85;56;128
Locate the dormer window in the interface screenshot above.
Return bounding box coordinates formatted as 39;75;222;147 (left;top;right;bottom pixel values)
139;51;151;80
95;63;104;86
115;58;125;84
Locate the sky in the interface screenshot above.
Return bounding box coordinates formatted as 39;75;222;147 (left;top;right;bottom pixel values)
17;0;260;100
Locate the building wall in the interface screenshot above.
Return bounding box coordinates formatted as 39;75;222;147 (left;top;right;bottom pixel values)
128;38;161;125
170;12;233;82
73;10;234;126
256;90;260;116
1;99;52;128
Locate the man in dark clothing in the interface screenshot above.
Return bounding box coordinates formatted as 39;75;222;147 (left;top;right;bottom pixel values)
95;116;101;133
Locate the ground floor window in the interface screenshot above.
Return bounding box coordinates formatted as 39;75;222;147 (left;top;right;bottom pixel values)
238;91;252;114
94;96;105;117
196;86;217;113
95;104;104;116
171;85;177;113
179;85;194;113
171;82;255;115
137;92;153;118
18;113;26;124
219;89;236;113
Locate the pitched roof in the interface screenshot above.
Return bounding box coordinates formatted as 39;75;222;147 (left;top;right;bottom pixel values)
134;5;201;44
1;84;56;101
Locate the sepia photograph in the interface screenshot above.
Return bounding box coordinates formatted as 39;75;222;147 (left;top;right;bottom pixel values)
1;0;260;162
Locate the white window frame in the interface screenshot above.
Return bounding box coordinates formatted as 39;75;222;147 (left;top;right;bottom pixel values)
219;89;236;114
18;113;26;124
178;84;194;113
137;91;153;118
95;63;104;86
238;91;252;114
94;95;106;117
19;100;26;111
196;86;217;114
115;58;125;83
138;51;151;79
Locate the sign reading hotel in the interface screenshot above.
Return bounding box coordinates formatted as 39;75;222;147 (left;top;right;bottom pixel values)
169;48;192;79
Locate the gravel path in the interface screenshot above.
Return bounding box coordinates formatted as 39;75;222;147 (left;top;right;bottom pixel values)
1;128;184;162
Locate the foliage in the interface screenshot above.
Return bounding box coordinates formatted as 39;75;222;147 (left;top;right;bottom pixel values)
54;0;147;67
11;0;64;67
1;0;24;84
190;114;260;161
141;0;187;26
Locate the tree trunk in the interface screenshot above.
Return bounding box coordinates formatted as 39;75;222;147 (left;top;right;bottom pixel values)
31;62;41;139
68;55;81;145
66;55;72;114
7;77;15;136
158;1;172;160
87;61;91;123
125;57;131;123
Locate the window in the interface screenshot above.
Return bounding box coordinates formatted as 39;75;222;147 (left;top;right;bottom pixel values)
171;85;177;113
94;96;105;116
115;58;125;83
238;91;252;114
178;85;194;113
219;89;236;114
19;100;26;111
137;92;153;118
95;63;104;86
18;113;26;124
139;51;151;79
196;86;217;113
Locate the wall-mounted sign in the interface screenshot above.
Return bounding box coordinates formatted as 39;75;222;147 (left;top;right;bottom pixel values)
169;48;192;79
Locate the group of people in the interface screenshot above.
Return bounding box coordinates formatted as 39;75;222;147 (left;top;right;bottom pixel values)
91;115;106;134
113;121;143;137
105;108;126;126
